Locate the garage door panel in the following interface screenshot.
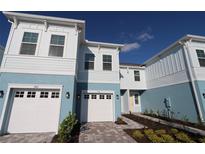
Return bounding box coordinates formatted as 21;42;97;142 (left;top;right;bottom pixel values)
81;93;114;122
7;89;61;133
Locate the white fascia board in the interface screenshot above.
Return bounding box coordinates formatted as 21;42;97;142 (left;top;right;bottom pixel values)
85;40;124;49
3;12;85;26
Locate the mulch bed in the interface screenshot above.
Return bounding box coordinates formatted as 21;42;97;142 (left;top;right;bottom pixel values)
123;114;204;143
143;113;205;131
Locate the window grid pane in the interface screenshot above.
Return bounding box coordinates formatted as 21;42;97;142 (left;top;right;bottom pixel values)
134;71;140;81
49;46;64;57
22;32;38;43
85;54;95;70
20;43;36;55
50;35;65;45
103;62;112;71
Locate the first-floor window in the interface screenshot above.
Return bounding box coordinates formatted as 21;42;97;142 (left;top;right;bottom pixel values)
196;49;205;67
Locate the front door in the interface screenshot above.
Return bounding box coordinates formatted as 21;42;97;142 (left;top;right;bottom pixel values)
133;93;141;112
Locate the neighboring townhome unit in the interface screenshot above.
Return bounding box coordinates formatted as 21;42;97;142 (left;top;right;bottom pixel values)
0;12;123;135
120;63;146;113
76;41;122;122
141;35;205;124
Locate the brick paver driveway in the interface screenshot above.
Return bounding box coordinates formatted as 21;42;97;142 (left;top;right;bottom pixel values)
79;116;145;143
0;132;55;143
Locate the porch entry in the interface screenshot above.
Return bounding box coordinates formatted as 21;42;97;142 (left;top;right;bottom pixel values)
129;91;141;112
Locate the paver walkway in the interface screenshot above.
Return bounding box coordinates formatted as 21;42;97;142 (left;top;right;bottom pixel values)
79;116;145;143
0;132;55;143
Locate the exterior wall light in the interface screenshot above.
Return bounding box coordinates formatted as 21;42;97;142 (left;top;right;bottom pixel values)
66;92;70;99
116;94;119;100
0;91;4;98
77;94;81;100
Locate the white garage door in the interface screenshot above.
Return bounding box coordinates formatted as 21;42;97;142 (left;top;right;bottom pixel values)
7;89;61;133
80;93;114;122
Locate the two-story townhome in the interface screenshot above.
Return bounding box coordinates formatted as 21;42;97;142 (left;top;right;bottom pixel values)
1;12;205;136
0;12;123;135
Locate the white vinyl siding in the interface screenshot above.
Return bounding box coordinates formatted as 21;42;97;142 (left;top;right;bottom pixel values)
49;35;65;57
20;32;38;55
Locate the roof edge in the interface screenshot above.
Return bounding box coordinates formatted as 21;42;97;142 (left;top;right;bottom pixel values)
85;40;124;49
3;11;85;26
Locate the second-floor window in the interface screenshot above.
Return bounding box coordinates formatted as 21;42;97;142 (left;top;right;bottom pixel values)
49;35;65;57
103;55;112;71
196;49;205;67
20;32;39;55
134;70;140;81
84;54;95;70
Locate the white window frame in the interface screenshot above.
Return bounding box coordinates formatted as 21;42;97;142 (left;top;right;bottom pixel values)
19;32;39;55
84;53;95;70
103;55;112;71
134;70;140;81
196;49;205;67
49;34;65;57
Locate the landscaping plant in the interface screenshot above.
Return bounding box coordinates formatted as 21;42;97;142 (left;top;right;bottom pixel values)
58;112;78;143
132;130;144;139
160;134;175;143
175;132;195;143
155;129;166;135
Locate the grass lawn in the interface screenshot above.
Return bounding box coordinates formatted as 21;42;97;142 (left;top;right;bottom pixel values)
123;114;205;143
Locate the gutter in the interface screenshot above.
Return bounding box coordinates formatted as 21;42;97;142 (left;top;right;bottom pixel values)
180;40;204;123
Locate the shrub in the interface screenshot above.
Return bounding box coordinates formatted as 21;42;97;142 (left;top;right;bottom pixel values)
155;129;166;135
147;134;165;143
199;137;205;143
144;129;165;143
132;130;144;139
161;134;175;143
175;132;195;143
58;112;78;143
170;128;179;134
144;109;149;115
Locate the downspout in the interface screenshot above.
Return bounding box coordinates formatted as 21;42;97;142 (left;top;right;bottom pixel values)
180;40;204;123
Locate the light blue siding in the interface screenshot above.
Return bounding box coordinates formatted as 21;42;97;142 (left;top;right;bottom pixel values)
0;72;76;133
76;82;121;121
195;80;205;120
141;82;199;123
